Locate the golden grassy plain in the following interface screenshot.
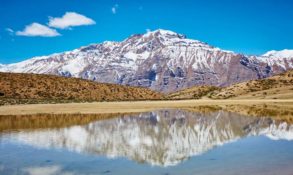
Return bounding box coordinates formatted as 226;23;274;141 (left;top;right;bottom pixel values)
0;99;292;116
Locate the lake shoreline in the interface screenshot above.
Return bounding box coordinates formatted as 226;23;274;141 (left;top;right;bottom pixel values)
0;99;292;116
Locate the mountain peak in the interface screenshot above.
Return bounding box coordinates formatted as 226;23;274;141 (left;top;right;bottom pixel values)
143;29;186;39
148;29;179;35
263;49;293;58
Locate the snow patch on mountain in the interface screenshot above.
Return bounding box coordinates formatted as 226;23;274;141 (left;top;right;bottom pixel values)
262;49;293;58
263;49;293;58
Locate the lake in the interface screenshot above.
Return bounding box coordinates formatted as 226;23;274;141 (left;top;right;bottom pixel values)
0;109;293;175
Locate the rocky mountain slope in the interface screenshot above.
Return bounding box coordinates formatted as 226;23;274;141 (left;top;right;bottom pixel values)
167;70;293;99
210;69;293;99
0;29;292;92
0;72;162;105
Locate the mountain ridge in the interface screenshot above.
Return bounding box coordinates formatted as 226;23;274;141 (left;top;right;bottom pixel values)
1;29;292;92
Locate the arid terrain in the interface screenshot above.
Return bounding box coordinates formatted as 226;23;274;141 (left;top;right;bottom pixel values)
166;86;219;99
210;69;293;99
0;70;292;119
1;70;292;105
167;70;293;100
0;72;162;105
0;99;292;119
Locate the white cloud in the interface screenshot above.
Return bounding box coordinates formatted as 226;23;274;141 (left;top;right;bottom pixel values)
23;165;74;175
146;28;151;33
111;4;119;14
48;12;95;29
23;165;61;175
16;23;60;37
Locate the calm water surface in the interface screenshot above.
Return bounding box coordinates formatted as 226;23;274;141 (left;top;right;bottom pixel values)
0;109;293;175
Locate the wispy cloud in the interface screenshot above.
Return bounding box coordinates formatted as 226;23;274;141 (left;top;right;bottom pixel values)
48;12;95;29
146;28;151;33
16;23;60;37
111;4;119;14
5;28;14;35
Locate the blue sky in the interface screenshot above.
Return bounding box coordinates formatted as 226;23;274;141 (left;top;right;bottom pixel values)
1;0;293;64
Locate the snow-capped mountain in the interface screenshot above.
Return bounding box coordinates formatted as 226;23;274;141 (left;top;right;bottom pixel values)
2;110;293;167
263;49;293;58
1;29;292;92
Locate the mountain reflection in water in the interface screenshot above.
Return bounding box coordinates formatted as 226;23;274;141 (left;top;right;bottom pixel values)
1;109;293;167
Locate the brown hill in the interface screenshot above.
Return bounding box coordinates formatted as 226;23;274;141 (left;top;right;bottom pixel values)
210;69;293;99
166;86;219;100
167;70;293;100
0;72;162;105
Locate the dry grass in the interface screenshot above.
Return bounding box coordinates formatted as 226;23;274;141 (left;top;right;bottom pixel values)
1;70;292;106
0;99;292;116
0;72;163;105
163;70;293;100
232;86;293;99
166;86;219;100
210;70;293;99
0;113;137;132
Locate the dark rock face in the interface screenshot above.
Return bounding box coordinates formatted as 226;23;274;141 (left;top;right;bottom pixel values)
1;29;292;92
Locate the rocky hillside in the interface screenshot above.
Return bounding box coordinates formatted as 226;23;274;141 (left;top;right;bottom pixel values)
168;70;293;100
0;72;162;105
0;29;292;92
210;70;293;99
